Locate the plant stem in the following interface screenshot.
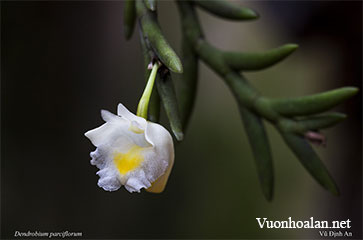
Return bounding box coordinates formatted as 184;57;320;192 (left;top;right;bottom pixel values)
137;63;160;119
177;1;272;120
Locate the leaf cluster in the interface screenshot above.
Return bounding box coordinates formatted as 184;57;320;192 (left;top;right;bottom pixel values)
123;0;358;200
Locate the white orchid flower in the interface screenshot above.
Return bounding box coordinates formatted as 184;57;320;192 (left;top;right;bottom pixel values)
85;103;174;193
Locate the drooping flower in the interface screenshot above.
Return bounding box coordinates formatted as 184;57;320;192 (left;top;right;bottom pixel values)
85;103;174;193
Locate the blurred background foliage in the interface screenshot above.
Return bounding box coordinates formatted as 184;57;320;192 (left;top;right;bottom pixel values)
1;1;361;239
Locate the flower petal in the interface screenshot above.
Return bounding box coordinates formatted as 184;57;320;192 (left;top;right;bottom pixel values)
97;168;121;191
124;169;152;193
101;109;118;122
84;110;129;147
145;121;174;156
143;121;174;190
146;158;174;193
90;148;106;169
117;103;147;129
85;111;149;148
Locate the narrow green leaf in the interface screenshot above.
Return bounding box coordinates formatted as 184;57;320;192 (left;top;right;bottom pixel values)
240;107;274;201
123;0;136;40
148;87;161;123
224;44;298;71
156;71;184;141
178;36;199;131
278;113;347;134
194;0;258;20
280;131;339;195
144;0;156;11
136;1;183;73
270;87;359;117
297;112;346;131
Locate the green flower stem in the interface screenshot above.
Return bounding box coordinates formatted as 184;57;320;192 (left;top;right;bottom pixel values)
136;0;183;73
137;63;160;119
139;30;161;122
123;0;136;40
239;106;274;201
156;70;184;141
223;44;298;71
193;0;258;20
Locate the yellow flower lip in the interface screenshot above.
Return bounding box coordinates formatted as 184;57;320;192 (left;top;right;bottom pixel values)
113;145;144;175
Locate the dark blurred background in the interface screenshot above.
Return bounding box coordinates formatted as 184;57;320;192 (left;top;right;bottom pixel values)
1;1;362;239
